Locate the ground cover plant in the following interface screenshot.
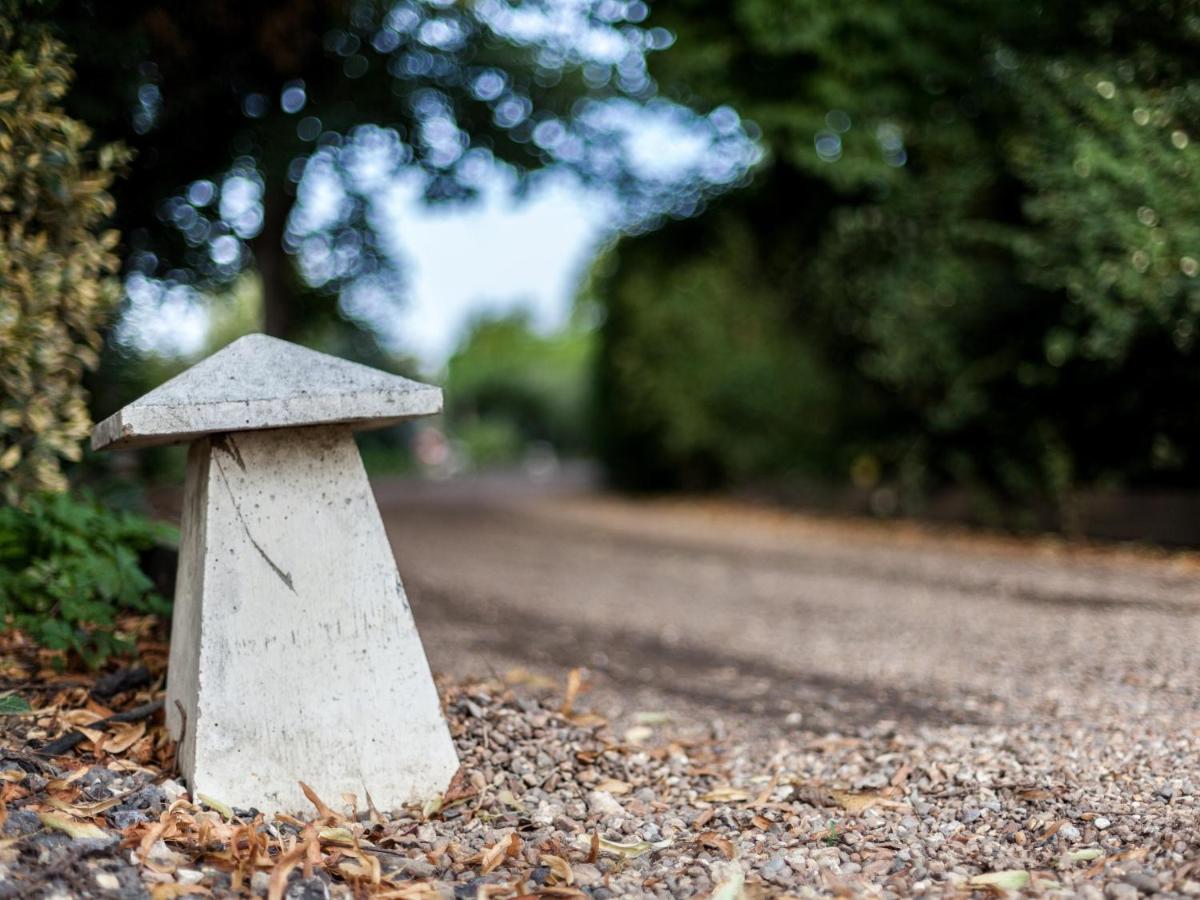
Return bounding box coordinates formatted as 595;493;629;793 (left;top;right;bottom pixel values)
0;492;174;669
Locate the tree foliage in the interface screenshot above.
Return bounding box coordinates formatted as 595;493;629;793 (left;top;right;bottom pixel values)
0;25;127;501
29;1;751;344
594;0;1200;521
446;309;593;465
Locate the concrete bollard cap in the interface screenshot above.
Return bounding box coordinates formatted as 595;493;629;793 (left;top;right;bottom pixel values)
92;333;442;451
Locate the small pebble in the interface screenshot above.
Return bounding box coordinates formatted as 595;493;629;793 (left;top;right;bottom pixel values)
94;873;121;891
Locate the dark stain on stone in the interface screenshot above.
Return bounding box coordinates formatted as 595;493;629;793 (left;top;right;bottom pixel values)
212;433;247;472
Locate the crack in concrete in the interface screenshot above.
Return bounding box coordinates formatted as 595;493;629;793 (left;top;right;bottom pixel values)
211;446;297;595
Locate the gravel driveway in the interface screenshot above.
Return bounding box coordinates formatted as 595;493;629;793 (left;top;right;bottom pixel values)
10;477;1198;897
376;478;1200;895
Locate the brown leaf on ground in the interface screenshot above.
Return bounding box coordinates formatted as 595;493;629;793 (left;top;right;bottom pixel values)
267;834;312;900
135;811;174;861
586;831;599;863
479;831;522;874
1016;787;1056;801
696;831;735;859
442;767;477;806
46;789;132;817
594;778;631;795
503;667;559;691
540;853;574;885
299;781;341;823
829;789;908;814
373;885;444;899
701;787;750;803
560;668;583;717
98;720;147;755
571;712;608;728
364;789;385;825
1040;819;1067;840
149;886;208;899
890;763;914;786
1085;847;1148;879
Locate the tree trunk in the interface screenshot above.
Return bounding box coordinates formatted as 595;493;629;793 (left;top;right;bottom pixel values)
254;178;294;340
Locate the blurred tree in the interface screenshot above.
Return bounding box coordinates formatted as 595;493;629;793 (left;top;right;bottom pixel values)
0;22;128;502
445;308;592;465
595;0;1200;522
22;0;748;344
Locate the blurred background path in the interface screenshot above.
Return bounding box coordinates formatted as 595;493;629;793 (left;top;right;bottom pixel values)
379;476;1200;742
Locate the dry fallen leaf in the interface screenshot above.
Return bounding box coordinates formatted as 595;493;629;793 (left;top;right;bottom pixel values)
299;782;341;823
594;778;632;796
829;789;907;814
890;763;914;786
1017;788;1055;801
710;861;748;900
1084;847;1147;879
696;830;735;859
479;831;521;874
1062;848;1103;866
149;886;208;899
100;721;147;755
441;768;477;806
700;787;750;803
268;835;312;900
574;833;672;859
586;831;599;863
318;826;356;846
560;668;583;717
571;712;608;728
503;666;559;691
623;725;654;744
37;811;108;840
969;870;1030;890
540;853;574;885
46;793;129;818
373;885;444;899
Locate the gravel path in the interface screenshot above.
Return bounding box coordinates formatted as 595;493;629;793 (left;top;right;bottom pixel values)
378;481;1200;894
383;483;1200;737
4;480;1200;896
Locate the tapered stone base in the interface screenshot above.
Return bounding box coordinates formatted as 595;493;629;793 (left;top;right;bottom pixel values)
167;425;458;815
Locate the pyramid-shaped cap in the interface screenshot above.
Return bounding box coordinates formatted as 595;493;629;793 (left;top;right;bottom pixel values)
93;334;442;451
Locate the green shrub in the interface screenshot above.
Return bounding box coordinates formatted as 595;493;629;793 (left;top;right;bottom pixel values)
0;492;175;668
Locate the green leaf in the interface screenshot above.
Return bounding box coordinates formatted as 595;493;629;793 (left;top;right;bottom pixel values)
0;693;31;714
197;793;234;820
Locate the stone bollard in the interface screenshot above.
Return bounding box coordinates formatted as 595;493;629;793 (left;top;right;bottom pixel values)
92;334;459;815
